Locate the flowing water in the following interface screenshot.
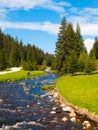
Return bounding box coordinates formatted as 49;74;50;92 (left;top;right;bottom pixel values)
0;73;97;130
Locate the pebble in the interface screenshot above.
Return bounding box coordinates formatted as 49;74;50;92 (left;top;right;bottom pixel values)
60;103;65;107
83;121;91;129
0;99;3;103
69;111;76;117
50;111;56;114
62;106;74;112
70;117;76;122
52;107;57;110
61;117;68;122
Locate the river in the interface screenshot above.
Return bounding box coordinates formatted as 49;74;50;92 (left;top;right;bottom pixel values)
0;73;97;130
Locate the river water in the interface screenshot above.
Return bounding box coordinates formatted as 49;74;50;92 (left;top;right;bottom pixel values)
0;73;97;130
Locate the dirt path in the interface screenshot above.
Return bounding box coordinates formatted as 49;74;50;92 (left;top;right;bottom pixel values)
0;67;22;75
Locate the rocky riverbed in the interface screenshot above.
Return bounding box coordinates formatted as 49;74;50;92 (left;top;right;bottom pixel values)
0;73;98;130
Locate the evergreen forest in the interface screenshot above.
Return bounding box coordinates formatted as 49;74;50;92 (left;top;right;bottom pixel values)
54;17;98;75
0;29;54;71
0;16;98;74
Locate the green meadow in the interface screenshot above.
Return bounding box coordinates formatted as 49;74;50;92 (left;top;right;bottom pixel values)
56;74;98;115
0;70;46;82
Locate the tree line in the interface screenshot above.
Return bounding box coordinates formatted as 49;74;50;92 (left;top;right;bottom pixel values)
0;29;54;71
54;17;97;75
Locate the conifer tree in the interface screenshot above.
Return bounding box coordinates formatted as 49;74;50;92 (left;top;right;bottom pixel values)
75;23;84;56
92;37;98;59
67;51;78;75
55;16;67;73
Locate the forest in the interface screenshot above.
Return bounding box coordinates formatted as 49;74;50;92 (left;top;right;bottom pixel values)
54;17;98;75
0;29;54;71
0;16;98;74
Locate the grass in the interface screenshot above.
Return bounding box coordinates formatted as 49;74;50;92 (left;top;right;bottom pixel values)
41;85;55;91
0;70;46;82
56;74;98;115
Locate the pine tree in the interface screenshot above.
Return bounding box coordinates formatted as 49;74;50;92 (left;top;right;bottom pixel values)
67;51;78;75
0;50;6;70
75;23;85;56
78;51;87;72
92;37;98;59
55;16;67;73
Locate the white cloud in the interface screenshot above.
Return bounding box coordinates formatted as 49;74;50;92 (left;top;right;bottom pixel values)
81;23;98;36
0;0;71;13
0;21;59;35
84;38;94;53
68;6;98;38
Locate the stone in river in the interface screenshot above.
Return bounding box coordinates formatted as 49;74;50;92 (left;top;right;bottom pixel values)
61;117;68;122
62;106;74;112
50;111;56;114
69;111;76;117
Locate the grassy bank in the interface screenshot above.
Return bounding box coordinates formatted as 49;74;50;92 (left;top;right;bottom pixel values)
56;74;98;114
0;70;46;82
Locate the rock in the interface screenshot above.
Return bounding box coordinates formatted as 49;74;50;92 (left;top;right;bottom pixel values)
52;107;57;110
69;112;76;117
19;82;26;85
62;106;74;112
61;117;68;122
0;99;3;103
53;92;58;98
26;105;30;108
60;103;65;107
70;117;76;122
83;121;91;129
50;111;56;114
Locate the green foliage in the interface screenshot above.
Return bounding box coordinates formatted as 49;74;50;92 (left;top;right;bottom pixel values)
67;51;78;75
55;16;96;75
78;51;87;72
55;16;86;74
85;56;96;74
0;50;6;70
41;85;55;90
42;60;47;66
92;37;98;59
56;74;98;114
0;29;54;71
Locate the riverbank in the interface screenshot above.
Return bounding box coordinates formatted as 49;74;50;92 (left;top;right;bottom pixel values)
0;70;46;82
56;74;98;115
56;89;98;123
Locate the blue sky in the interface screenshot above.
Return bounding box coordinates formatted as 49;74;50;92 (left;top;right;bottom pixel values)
0;0;98;54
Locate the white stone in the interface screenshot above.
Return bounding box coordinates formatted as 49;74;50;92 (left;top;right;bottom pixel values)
60;103;65;107
70;117;76;122
62;106;74;112
53;92;58;98
52;107;57;110
61;117;68;122
50;111;56;114
69;112;76;117
83;120;91;129
0;99;3;102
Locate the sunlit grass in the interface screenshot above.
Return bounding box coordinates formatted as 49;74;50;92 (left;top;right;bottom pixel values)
0;70;46;82
56;74;98;114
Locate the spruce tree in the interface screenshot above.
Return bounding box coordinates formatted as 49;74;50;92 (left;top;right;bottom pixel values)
92;37;98;59
55;16;67;73
75;23;84;56
67;51;78;75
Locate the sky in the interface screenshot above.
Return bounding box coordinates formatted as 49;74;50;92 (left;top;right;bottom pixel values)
0;0;98;54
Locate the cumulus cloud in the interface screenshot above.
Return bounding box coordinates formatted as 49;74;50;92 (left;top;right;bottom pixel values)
84;38;94;53
0;0;71;13
68;6;98;37
0;21;59;35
